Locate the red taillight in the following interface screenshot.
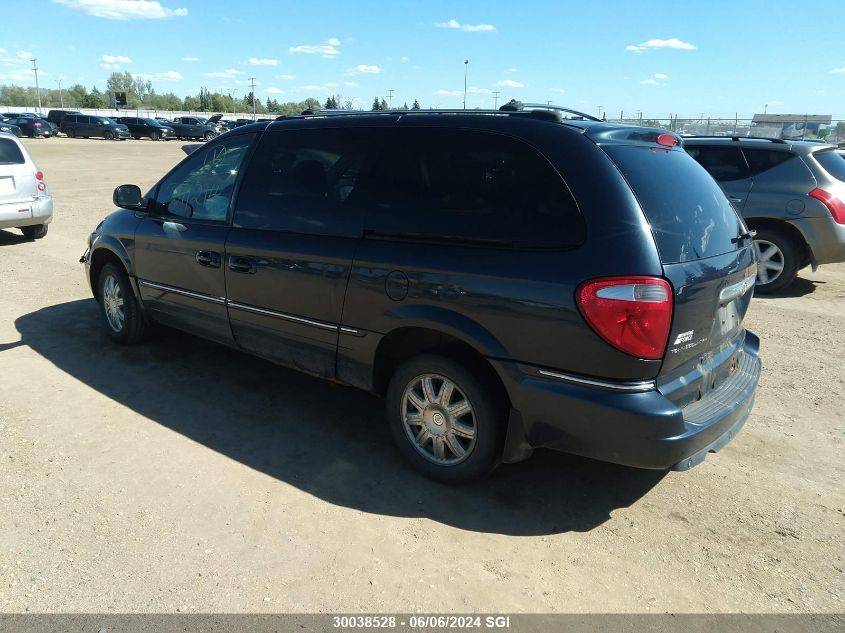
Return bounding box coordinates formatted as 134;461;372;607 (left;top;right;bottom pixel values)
35;171;45;191
656;133;679;147
35;171;43;180
809;187;845;224
576;276;673;360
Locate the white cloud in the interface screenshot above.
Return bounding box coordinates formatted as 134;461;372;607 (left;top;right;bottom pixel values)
626;38;696;53
102;54;131;64
467;86;491;94
17;50;33;60
289;38;341;58
135;70;182;81
507;67;518;73
434;18;496;32
436;89;462;96
346;64;381;75
205;68;242;78
247;57;279;66
182;56;200;62
266;87;283;94
641;73;668;85
327;81;338;87
277;74;296;80
496;79;524;88
343;81;358;87
830;66;845;74
0;68;33;82
400;56;409;62
51;0;187;20
549;88;566;94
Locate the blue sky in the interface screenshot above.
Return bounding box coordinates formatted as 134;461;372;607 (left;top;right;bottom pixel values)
2;0;844;116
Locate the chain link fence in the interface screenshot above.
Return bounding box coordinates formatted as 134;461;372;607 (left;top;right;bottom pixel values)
606;117;845;144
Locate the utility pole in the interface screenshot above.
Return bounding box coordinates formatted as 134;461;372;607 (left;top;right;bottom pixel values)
56;79;63;108
31;58;42;113
386;89;394;109
492;91;500;109
232;88;239;116
463;60;468;110
597;105;603;118
248;77;257;120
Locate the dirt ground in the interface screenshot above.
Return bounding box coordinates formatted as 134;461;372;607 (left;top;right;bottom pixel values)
0;137;842;614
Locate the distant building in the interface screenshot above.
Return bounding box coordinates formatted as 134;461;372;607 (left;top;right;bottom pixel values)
751;114;832;139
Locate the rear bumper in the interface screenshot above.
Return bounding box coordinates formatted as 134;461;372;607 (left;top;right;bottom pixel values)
492;331;761;470
0;195;53;229
792;216;845;266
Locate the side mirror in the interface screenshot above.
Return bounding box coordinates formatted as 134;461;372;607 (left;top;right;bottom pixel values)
113;184;143;209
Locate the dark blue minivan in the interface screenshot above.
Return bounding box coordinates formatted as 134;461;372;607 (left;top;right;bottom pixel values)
81;105;761;482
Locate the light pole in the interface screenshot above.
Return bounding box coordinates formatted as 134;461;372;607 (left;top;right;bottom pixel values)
386;88;394;109
56;79;64;108
463;60;468;110
492;90;500;109
764;103;768;115
31;58;42;113
231;89;239;115
597;104;603;118
248;78;257;120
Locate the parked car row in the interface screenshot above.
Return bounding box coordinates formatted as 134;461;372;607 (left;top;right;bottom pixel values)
1;110;229;141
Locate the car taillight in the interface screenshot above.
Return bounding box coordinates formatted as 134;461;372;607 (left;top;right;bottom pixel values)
656;133;679;147
809;187;845;224
35;170;46;191
576;276;673;360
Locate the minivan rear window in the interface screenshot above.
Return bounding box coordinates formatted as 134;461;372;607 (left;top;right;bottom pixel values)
0;138;25;164
603;145;745;263
814;150;845;182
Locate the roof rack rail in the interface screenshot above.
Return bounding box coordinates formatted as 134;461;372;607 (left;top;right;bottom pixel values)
274;103;604;122
685;135;788;144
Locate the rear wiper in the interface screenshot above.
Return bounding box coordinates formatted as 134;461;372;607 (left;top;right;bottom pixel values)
731;230;756;244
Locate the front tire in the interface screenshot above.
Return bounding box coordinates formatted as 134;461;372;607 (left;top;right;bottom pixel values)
752;228;799;294
21;224;48;239
150;131;161;141
97;263;151;344
66;128;76;138
386;354;505;483
204;131;215;141
103;130;114;140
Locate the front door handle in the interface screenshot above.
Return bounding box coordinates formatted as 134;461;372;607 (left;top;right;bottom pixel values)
728;196;744;204
228;255;256;274
196;250;220;267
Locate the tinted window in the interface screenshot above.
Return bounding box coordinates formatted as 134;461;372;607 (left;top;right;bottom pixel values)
65;115;78;123
0;139;24;164
360;128;584;248
234;128;372;236
604;145;745;263
686;145;749;182
155;133;256;221
814;150;845;182
742;148;794;176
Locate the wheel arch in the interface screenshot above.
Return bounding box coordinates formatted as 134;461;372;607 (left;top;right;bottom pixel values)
89;241;136;301
744;217;813;267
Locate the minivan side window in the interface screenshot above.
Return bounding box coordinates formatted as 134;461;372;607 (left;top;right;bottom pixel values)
686;146;750;182
233;128;373;236
154;133;256;221
359;128;585;248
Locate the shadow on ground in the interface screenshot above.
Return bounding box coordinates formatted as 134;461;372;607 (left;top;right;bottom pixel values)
755;276;821;299
0;229;30;245
13;299;665;536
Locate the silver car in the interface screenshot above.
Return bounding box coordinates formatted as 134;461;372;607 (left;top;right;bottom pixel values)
685;136;845;293
0;132;53;239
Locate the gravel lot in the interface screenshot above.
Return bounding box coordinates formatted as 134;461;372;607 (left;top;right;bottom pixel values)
0;137;842;614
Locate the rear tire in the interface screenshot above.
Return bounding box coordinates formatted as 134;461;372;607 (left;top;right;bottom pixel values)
385;354;505;483
752;228;799;294
97;263;151;344
21;224;48;240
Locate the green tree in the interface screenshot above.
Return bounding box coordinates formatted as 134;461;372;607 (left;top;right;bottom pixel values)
371;96;381;111
183;96;200;111
412;99;421;110
379;98;389;110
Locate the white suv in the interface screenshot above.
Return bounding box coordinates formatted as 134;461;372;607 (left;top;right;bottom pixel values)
0;132;52;239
